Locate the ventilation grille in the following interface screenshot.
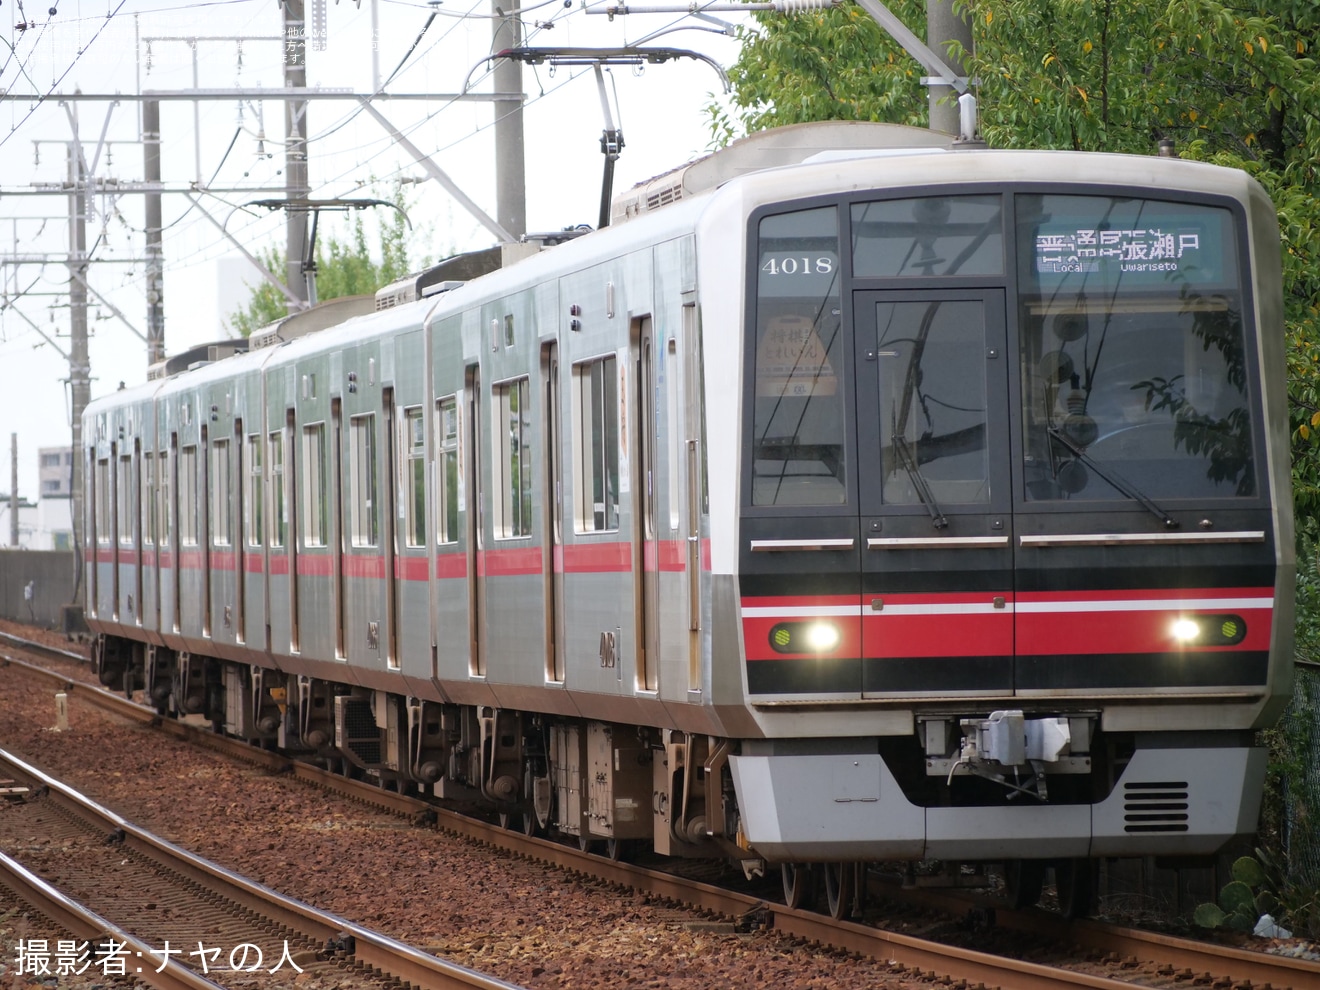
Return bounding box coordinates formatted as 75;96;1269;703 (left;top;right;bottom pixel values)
1122;780;1190;832
645;183;684;212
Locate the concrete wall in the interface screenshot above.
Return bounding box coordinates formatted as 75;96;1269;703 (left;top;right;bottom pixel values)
0;550;78;628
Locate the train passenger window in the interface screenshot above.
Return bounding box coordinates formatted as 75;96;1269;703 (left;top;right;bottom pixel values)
492;378;533;539
436;398;459;545
95;458;110;544
158;449;170;548
403;407;426;547
211;439;231;546
302;424;327;548
178;446;198;546
268;432;285;548
142;453;154;546
118;455;133;544
851;195;1003;277
246;435;263;547
573;356;619;532
349;413;378;547
1016;194;1257;501
752;206;846;506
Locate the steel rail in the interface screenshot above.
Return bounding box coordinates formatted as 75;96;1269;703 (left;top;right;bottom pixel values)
0;849;225;990
0;629;87;663
0;745;525;990
3;638;1317;989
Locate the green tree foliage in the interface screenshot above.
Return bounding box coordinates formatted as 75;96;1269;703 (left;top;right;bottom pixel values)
227;183;427;337
716;1;1320;521
710;0;930;143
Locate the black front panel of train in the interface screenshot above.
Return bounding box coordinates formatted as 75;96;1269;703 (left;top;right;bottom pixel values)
740;190;1275;698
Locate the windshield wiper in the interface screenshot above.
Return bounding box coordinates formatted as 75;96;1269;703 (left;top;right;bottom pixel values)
892;435;948;529
1047;427;1179;530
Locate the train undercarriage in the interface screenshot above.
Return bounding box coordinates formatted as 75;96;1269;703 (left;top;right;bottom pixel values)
91;633;738;863
91;631;1258;922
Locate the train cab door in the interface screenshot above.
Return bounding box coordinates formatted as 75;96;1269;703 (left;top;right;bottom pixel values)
853;290;1015;697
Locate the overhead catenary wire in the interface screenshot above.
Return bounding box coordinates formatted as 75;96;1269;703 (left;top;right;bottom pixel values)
0;0;130;152
1;0;745;352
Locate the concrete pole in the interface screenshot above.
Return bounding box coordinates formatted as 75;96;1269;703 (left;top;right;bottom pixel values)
10;433;18;548
68;145;90;557
284;0;310;311
491;1;526;240
143;99;165;366
926;0;972;136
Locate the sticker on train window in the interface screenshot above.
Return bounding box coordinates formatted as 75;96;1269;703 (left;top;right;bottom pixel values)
755;314;838;398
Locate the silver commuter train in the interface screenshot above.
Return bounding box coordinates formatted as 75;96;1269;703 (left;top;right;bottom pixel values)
84;121;1294;917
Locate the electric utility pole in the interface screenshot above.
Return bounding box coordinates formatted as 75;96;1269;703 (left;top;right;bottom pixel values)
492;0;526;239
143;99;165;365
284;0;311;311
926;0;972;136
68;143;90;556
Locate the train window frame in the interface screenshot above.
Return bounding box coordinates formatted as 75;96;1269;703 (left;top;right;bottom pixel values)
141;452;155;547
268;430;285;549
436;396;460;546
178;445;198;547
1010;188;1266;508
492;376;533;540
117;453;133;545
211;438;231;547
246;434;263;548
740;184;1267;515
403;405;426;548
745;200;853;512
571;354;620;534
301;423;327;548
850;194;1005;278
95;457;111;545
349;412;379;548
157;448;170;548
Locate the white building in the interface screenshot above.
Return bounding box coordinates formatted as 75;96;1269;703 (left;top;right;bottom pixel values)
29;446;74;550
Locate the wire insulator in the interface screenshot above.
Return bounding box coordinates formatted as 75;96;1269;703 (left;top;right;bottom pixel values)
774;0;835;11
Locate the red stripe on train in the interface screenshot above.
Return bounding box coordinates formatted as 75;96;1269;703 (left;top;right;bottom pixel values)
436;553;467;580
342;555;386;580
481;546;543;577
395;555;429;581
297;554;335;577
562;541;632;573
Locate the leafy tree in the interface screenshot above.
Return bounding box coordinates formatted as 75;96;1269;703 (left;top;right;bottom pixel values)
227;182;429;337
715;1;1320;518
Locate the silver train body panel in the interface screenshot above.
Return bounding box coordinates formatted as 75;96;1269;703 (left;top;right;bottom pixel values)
84;127;1292;863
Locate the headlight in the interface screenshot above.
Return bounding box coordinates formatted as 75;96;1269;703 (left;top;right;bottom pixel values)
1171;618;1201;643
769;621;842;655
1172;615;1246;647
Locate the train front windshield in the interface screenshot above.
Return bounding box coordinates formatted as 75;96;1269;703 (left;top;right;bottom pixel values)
1017;195;1254;502
749;192;1258;509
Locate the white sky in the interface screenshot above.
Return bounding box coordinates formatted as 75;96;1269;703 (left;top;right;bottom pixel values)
0;0;750;498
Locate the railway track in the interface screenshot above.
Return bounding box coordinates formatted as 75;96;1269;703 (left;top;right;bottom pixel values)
0;845;221;990
0;745;523;990
2;633;1317;990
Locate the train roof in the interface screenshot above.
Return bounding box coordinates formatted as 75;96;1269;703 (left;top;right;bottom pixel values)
85;124;1272;419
